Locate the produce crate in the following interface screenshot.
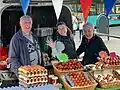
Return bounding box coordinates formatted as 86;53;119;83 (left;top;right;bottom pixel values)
89;68;120;88
51;60;83;76
61;72;97;90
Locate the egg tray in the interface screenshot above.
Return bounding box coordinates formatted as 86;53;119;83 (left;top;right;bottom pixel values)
51;60;83;76
19;76;48;85
18;70;48;77
19;81;48;88
89;69;120;88
61;72;97;90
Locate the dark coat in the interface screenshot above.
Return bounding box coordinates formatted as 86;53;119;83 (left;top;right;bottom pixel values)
57;35;77;59
8;30;43;76
76;34;109;65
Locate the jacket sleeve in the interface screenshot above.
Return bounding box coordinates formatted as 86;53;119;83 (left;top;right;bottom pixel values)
76;38;85;56
70;34;76;50
8;37;22;77
72;40;76;50
98;38;109;55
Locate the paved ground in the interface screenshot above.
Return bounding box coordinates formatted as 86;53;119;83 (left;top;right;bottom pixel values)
74;26;120;55
109;26;120;36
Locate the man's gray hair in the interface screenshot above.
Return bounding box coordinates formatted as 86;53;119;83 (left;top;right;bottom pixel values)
20;15;32;22
83;22;94;30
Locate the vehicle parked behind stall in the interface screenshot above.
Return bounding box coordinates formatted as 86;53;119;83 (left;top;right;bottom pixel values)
0;0;73;87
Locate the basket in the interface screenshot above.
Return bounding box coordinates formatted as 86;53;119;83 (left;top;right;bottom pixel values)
51;60;83;76
61;72;97;90
89;68;120;88
85;62;115;71
53;65;82;77
98;57;120;69
98;81;120;88
113;67;120;79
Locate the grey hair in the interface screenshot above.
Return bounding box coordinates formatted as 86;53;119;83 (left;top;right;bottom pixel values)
20;15;32;22
83;22;94;30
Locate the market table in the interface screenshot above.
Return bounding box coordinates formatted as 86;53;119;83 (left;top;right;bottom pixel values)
60;87;120;90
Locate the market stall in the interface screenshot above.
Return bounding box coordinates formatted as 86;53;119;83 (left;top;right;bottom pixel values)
50;52;120;90
51;58;120;90
0;0;120;89
1;48;120;90
1;45;120;90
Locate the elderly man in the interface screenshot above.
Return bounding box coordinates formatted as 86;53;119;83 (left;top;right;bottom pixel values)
76;22;109;66
8;15;43;76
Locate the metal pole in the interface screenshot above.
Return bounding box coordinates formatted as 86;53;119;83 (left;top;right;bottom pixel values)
107;16;109;41
107;25;109;41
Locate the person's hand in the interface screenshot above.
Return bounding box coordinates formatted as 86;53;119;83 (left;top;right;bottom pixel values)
99;51;108;58
46;40;56;48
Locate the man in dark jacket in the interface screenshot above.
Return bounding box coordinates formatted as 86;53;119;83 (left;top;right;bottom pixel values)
8;15;43;77
77;22;109;66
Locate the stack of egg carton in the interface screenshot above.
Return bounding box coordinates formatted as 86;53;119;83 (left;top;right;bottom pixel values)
18;65;48;87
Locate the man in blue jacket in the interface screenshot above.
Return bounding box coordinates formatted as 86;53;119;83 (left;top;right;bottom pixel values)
8;15;43;77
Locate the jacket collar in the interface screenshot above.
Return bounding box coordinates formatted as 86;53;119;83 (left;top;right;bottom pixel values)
84;34;96;44
16;29;36;40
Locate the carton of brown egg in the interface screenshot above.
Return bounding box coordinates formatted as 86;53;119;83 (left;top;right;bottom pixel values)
18;65;48;86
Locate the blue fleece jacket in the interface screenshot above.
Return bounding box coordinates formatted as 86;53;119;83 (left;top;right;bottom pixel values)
8;30;43;76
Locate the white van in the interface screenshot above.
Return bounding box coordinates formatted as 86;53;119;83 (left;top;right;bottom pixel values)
0;0;73;87
0;0;73;51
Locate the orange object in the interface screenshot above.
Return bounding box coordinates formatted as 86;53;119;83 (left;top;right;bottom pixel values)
99;51;108;58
